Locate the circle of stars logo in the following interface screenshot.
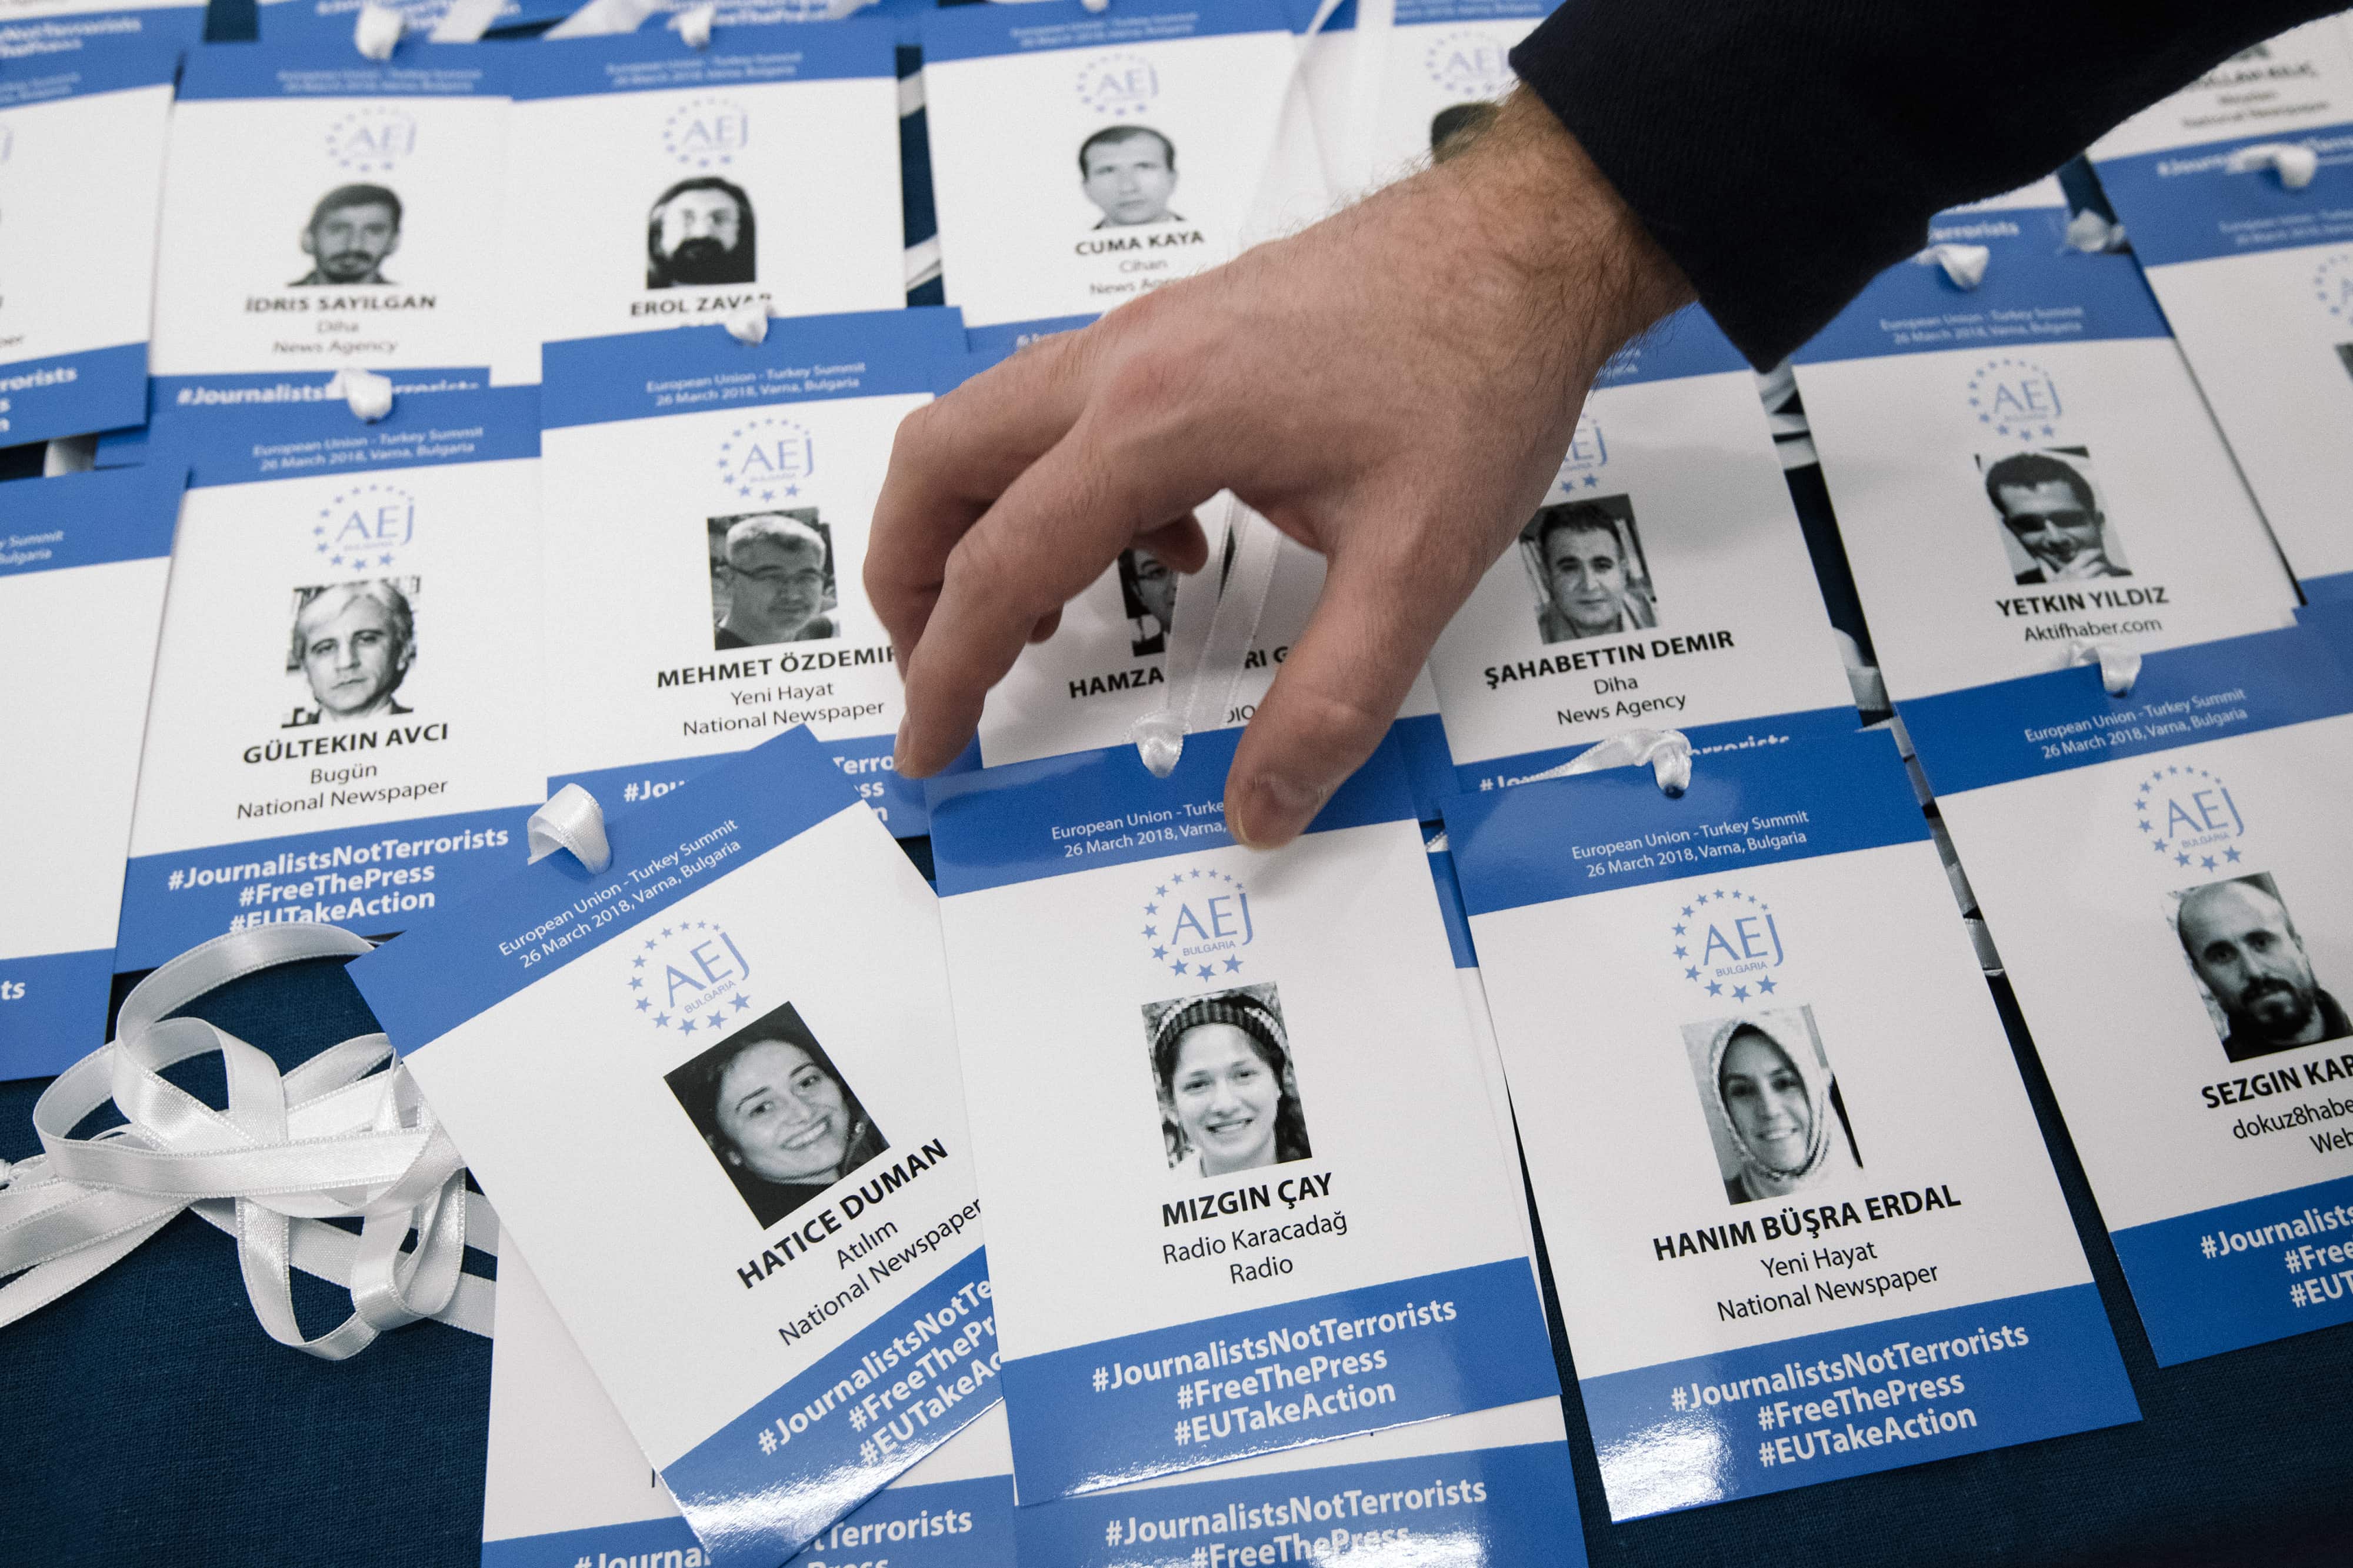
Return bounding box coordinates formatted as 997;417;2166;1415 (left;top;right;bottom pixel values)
1142;865;1251;986
2314;251;2353;323
714;416;814;503
1553;411;1607;492
1965;357;2062;441
628;919;755;1036
2135;763;2247;873
325;108;417;175
1672;888;1782;1005
1422;30;1511;96
313;481;415;575
1075;54;1159;118
661;96;749;171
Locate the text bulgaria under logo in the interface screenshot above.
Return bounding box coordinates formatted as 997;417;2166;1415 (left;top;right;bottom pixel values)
1671;888;1785;1004
1554;411;1607;494
2313;251;2353;325
1141;864;1254;983
662;96;749;171
325;107;417;175
2135;763;2248;872
1965;356;2063;441
715;415;814;504
629;918;754;1035
1076;52;1158;118
312;480;415;573
1422;29;1513;98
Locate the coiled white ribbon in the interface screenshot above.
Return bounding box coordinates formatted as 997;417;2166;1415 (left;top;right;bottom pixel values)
1915;242;1989;291
326;367;395;423
2067;637;2142;696
2224;142;2319;191
0;924;491;1359
1523;726;1692;795
528;782;613;872
354;1;404;59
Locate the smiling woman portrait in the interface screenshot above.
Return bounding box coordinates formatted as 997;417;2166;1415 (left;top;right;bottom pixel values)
666;1002;889;1227
1685;1007;1862;1206
1145;984;1312;1181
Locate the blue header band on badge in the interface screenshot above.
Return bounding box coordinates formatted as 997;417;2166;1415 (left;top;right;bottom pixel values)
481;1473;1016;1568
506;15;898;99
925;729;1417;897
1791;206;2174;365
1589;305;1751;387
176;38;509;100
1001;1259;1558;1500
554;733;932;843
0;465;184;578
2094;131;2353;266
1579;1282;2134;1521
176;386;541;488
664;1248;1000;1568
961;313;1099;366
921;0;1290;65
2109;1166;2353;1366
347;727;862;1050
0;30;179;100
540;309;964;428
1445;728;1927;916
1898;626;2353;799
1014;1437;1587;1567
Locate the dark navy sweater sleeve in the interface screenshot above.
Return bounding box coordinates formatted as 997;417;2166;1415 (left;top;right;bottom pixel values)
1508;1;2347;366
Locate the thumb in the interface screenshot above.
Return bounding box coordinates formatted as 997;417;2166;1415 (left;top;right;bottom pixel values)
1225;551;1445;849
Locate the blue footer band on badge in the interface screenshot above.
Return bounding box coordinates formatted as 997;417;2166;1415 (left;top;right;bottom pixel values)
0;948;115;1082
1578;1282;2136;1521
1002;1259;1559;1501
115;804;535;973
481;1474;1014;1568
0;343;149;449
1452;707;1859;798
2110;1168;2353;1366
1013;1439;1586;1568
662;1247;999;1568
556;739;931;840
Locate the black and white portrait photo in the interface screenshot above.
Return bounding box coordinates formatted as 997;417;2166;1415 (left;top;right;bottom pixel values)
1519;496;1657;645
2171;875;2353;1062
292;184;402;287
1429;101;1498;157
1682;1008;1863;1206
1079;125;1182;229
1144;983;1311;1181
665;1001;889;1228
1978;448;2131;585
281;579;417;729
706;511;838;649
1118;546;1178;656
647;176;756;289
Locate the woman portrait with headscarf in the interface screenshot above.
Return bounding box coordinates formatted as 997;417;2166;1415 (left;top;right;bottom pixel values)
1147;986;1313;1180
1697;1010;1862;1206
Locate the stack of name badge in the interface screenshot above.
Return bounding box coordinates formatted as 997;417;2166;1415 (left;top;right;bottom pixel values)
0;30;175;446
2087;16;2353;602
1788;175;2303;705
1356;0;1548;189
115;386;545;971
1447;729;2141;1519
480;1232;1016;1568
349;728;995;1567
919;0;1303;349
489;15;907;386
149;38;512;402
925;730;1565;1511
0;468;184;1076
1427;306;1859;794
538;308;966;836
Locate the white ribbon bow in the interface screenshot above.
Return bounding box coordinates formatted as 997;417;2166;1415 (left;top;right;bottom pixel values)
674;2;715;46
2067;637;2142;696
2224;142;2319;191
1915;242;1990;291
723;298;776;345
354;1;404;59
528;783;613;873
1524;726;1692;795
0;923;490;1359
326;367;395;423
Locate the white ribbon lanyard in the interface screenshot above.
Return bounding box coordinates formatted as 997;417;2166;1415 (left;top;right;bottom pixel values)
1522;726;1692;795
0;924;492;1357
355;0;404;58
528;782;614;872
1915;242;1989;291
2225;142;2319;190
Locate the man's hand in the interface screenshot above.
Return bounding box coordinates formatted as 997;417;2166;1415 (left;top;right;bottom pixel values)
868;89;1692;846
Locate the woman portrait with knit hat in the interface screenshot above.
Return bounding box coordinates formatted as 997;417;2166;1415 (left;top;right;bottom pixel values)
1145;984;1313;1180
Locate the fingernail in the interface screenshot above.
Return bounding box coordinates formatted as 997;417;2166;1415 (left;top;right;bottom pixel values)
892;718;911;771
1230;775;1329;850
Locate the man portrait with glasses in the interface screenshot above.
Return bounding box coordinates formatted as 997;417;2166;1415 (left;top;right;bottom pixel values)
709;512;837;649
1982;450;2128;585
